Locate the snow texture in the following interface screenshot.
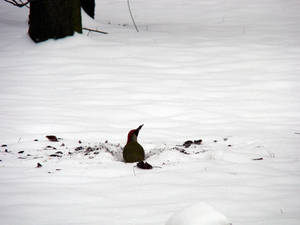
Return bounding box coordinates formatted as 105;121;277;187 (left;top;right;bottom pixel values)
166;202;231;225
1;0;300;225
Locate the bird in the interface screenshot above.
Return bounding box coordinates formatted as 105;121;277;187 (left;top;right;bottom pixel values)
123;124;145;163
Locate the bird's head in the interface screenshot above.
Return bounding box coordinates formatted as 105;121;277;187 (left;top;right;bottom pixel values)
127;124;144;144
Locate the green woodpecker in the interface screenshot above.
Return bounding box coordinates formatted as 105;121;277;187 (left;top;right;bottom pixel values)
123;124;145;163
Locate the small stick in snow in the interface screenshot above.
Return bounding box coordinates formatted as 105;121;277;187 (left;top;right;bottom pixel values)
252;157;263;161
133;166;136;176
83;28;108;34
127;0;139;32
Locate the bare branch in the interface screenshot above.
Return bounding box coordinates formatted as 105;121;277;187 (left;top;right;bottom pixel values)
4;0;32;7
19;0;30;8
83;27;108;34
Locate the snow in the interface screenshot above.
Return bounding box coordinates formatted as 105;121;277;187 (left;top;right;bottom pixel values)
165;202;231;225
1;0;300;224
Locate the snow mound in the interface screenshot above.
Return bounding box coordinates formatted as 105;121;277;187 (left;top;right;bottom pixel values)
166;202;231;225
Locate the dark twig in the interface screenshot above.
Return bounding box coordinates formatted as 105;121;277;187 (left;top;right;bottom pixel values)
19;0;30;8
4;0;32;7
252;157;263;161
82;27;108;34
127;0;139;32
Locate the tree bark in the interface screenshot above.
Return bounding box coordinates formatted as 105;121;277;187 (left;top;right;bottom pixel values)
29;0;82;43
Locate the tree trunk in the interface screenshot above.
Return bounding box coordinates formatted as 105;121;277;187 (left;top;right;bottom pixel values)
29;0;82;43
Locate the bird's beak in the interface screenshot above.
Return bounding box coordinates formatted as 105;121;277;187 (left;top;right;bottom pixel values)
134;124;144;136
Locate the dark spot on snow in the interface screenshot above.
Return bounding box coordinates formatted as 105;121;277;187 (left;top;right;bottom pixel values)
56;169;62;171
183;139;202;148
252;157;263;161
49;154;62;157
78;140;82;144
228;144;232;147
18;157;26;159
75;146;83;151
55;151;63;155
223;138;228;141
137;161;153;169
45;146;57;150
193;139;202;145
5;149;8;153
36;163;42;168
173;147;190;155
214;140;218;143
180;149;190;154
34;139;39;142
27;154;31;156
46;135;59;142
1;144;7;147
183;140;193;148
18;151;24;154
85;147;93;154
61;143;65;147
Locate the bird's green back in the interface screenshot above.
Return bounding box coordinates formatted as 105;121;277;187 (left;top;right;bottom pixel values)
123;141;145;163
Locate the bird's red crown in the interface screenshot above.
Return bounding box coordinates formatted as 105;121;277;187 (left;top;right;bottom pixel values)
127;129;136;144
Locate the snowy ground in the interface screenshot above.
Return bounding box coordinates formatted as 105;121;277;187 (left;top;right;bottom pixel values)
1;0;300;224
